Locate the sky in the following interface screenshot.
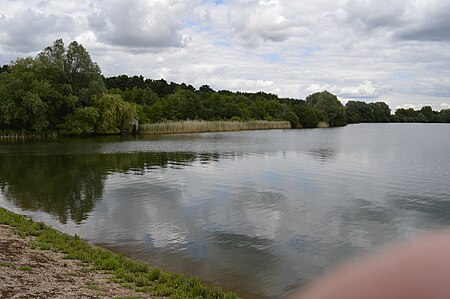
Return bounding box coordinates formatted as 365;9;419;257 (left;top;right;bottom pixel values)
1;0;450;111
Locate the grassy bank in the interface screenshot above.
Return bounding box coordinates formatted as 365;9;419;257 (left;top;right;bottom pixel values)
140;120;291;135
0;208;236;298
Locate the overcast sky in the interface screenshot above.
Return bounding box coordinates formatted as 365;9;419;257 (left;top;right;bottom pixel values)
1;0;450;110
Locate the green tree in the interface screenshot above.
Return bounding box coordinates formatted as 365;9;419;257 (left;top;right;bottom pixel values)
35;39;67;86
65;41;105;105
199;84;214;93
395;108;418;118
345;106;360;124
345;101;373;122
122;87;160;105
291;101;324;128
282;111;299;128
419;106;434;122
0;39;106;133
306;91;346;126
439;109;450;122
0;58;52;132
93;94;139;134
159;89;201;120
369;102;391;122
145;101;164;123
417;113;428;122
59;107;100;135
0;64;10;73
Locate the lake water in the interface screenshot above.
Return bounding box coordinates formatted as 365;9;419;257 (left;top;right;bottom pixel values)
1;123;450;298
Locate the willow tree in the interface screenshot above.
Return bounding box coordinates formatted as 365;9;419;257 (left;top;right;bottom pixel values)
93;94;139;134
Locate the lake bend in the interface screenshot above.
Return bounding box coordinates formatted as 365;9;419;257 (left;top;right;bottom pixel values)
1;123;450;298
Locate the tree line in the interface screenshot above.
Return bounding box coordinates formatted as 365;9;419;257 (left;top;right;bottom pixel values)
0;39;449;135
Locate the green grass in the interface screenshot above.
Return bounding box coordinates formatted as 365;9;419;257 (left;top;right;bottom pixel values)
140;120;291;135
0;261;13;267
19;265;33;271
86;282;103;291
0;208;237;299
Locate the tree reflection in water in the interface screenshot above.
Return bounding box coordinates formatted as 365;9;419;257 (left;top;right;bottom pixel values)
0;152;206;224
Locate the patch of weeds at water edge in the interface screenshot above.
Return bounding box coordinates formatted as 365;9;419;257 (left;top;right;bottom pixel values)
0;208;237;298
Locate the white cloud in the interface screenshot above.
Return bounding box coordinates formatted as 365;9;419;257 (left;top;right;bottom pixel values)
306;84;323;94
0;8;75;52
0;0;449;110
306;81;377;99
440;103;450;110
87;0;193;49
395;103;423;110
344;0;408;29
228;0;308;47
339;80;377;98
209;78;274;92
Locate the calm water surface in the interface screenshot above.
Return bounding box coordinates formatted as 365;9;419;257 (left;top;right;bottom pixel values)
1;123;450;298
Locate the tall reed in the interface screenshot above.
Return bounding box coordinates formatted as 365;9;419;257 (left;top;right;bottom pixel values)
140;120;291;135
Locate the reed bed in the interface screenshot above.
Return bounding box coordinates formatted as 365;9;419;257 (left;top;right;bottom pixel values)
140;120;291;135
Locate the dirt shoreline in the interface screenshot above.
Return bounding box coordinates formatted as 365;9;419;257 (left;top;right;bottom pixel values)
0;224;153;298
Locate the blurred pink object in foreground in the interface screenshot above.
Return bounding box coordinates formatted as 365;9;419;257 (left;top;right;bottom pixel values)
289;231;450;299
